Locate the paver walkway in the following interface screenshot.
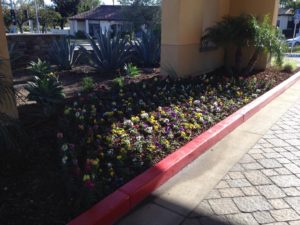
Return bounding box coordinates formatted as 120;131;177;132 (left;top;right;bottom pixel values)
117;81;300;225
180;101;300;225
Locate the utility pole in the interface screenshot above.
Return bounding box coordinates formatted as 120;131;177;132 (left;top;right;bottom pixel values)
34;0;40;33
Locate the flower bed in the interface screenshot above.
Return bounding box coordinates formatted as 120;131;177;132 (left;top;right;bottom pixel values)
57;69;292;212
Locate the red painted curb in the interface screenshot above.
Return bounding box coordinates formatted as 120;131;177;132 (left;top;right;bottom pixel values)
67;190;130;225
68;71;300;225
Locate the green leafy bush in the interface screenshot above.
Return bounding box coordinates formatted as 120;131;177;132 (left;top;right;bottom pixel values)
282;60;297;73
245;16;286;75
81;31;133;74
25;73;64;116
29;58;51;78
133;30;160;67
81;77;95;92
112;76;125;87
49;37;79;70
124;63;140;77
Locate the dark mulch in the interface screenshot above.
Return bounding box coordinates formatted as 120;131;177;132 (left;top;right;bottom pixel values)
0;68;296;225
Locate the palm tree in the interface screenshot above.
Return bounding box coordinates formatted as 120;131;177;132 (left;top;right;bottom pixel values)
201;15;255;75
201;16;235;74
0;59;22;152
0;59;15;106
244;16;285;75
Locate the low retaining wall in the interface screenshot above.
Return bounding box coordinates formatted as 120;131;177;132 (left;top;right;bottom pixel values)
6;34;66;68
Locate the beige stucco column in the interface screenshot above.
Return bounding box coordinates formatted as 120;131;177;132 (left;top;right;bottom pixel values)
0;4;18;118
160;0;279;77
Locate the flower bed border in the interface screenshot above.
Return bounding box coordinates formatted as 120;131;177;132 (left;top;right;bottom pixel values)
68;71;300;225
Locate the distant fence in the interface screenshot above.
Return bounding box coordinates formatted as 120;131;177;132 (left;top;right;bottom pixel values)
6;33;66;68
50;29;71;35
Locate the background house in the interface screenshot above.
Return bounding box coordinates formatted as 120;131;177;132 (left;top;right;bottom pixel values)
277;8;296;38
69;5;160;37
69;5;133;36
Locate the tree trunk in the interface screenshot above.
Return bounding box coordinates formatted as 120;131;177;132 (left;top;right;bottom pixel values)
244;48;262;76
60;19;64;30
17;22;23;33
223;47;233;76
235;45;242;75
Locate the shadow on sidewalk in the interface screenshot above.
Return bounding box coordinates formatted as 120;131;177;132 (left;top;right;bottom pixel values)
116;196;234;225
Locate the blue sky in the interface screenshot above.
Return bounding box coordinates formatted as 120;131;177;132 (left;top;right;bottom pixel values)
44;0;119;5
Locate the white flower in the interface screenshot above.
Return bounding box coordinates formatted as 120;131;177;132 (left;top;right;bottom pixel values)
139;99;145;105
61;144;68;151
193;100;201;106
62;156;68;164
107;163;112;168
132;158;137;162
107;149;114;156
136;136;143;141
213;101;218;107
75;112;80;117
163;118;169;123
168;133;174;138
141;112;149;119
73;101;78;106
124;119;134;127
82;109;86;113
195;107;201;112
112;102;117;106
145;126;153;134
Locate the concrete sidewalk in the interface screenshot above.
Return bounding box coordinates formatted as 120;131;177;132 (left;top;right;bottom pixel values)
116;80;300;225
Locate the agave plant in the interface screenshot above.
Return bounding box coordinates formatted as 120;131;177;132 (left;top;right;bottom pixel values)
25;75;65;106
82;30;133;74
133;30;160;67
49;37;79;70
30;58;51;78
124;63;140;77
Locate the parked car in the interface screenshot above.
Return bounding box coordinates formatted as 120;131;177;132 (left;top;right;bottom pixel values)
286;35;300;47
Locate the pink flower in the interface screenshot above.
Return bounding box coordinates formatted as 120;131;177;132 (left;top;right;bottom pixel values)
85;180;95;189
57;132;63;139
